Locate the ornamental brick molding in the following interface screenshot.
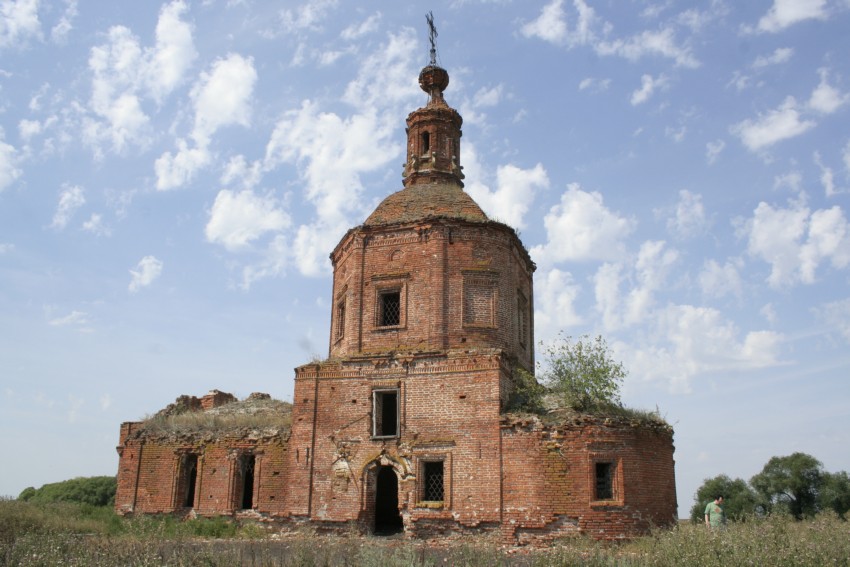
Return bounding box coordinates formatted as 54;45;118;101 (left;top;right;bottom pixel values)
115;56;676;543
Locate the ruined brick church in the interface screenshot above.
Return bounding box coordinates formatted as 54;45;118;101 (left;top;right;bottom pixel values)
116;55;677;542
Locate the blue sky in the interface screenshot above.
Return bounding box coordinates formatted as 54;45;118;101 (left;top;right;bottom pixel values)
1;0;849;518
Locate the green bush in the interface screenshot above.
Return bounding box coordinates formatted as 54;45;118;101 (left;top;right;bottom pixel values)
18;476;116;507
539;334;626;412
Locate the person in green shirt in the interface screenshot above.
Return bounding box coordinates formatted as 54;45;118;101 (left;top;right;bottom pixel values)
704;495;726;528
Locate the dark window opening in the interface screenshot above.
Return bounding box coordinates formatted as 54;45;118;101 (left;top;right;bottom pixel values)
517;291;528;347
239;455;256;510
335;300;346;339
595;462;613;500
421;131;430;154
373;390;399;437
379;290;401;327
375;466;403;535
181;454;198;508
423;461;444;502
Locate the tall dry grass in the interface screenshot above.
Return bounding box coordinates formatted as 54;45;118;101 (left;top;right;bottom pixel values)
2;498;848;566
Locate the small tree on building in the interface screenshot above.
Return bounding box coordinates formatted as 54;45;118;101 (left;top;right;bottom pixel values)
540;334;626;412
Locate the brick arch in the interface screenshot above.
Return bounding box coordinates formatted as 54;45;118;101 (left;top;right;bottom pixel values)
360;455;409;534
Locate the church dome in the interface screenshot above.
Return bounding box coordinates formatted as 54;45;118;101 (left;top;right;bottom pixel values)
364;181;488;226
359;58;485;227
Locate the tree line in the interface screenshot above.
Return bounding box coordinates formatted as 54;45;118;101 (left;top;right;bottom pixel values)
691;452;850;522
18;476;116;507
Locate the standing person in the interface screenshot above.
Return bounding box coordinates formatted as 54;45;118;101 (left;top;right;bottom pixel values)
704;495;726;528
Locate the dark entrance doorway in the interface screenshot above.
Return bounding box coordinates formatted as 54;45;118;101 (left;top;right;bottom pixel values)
374;466;403;535
239;454;255;510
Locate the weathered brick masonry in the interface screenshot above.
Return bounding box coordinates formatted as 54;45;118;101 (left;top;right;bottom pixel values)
115;60;677;542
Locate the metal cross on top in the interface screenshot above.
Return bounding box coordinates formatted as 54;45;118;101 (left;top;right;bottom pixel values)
426;11;438;65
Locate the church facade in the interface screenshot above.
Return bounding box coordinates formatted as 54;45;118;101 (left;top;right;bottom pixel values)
115;60;677;542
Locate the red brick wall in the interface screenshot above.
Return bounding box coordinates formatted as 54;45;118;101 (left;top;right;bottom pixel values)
115;428;287;517
116;398;677;541
500;417;677;542
328;219;534;373
288;351;510;531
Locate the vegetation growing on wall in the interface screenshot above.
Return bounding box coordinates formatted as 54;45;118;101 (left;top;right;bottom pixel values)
509;334;667;427
138;395;292;438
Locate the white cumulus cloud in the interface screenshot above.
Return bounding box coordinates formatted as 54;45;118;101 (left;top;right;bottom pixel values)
578;77;610;92
205;189;290;252
754;0;827;33
280;0;337;33
593;240;678;332
742;196;850;287
666;189;707;239
699;259;743;299
808;68;849;114
156;53;256;190
596;27;699;68
706;139;725;164
531;183;635;265
48;310;89;327
630;73;668;105
0;129;21;192
521;0;598;47
340;11;381;40
128;255;163;293
534;268;583;338
752;47;794;68
0;0;42;49
464;146;549;230
730;96;815;152
263;29;419;277
50;0;77;44
521;0;568;44
51;184;85;230
844;140;850;174
623;305;784;392
85;1;196;157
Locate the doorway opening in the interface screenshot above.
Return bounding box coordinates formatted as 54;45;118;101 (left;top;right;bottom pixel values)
374;466;403;535
180;454;198;508
238;454;255;510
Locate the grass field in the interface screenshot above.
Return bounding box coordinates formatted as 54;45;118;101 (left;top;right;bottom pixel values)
1;498;848;566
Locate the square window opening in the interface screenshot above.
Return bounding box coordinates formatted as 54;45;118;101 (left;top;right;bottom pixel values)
422;461;444;502
595;462;614;500
378;290;401;327
373;389;399;437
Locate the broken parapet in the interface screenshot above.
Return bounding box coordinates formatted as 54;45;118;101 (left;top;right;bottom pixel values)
127;391;292;442
200;389;238;410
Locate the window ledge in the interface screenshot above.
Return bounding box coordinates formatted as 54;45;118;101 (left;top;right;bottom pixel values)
590;500;624;508
373;325;406;332
415;501;444;510
371;435;399;441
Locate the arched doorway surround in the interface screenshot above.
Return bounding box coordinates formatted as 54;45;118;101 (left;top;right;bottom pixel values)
361;455;408;535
